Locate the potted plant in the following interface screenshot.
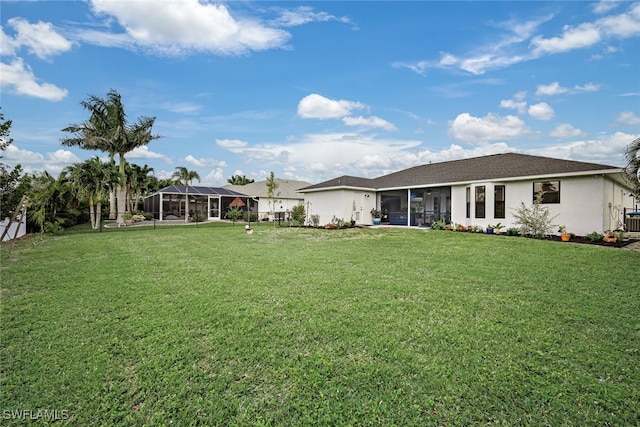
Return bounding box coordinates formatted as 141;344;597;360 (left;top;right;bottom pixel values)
370;208;382;225
486;222;504;234
123;212;133;225
558;225;571;242
603;230;617;243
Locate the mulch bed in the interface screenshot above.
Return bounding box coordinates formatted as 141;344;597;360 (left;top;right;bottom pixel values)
521;234;638;248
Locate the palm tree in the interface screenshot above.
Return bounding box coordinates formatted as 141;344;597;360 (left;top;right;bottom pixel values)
227;174;255;185
172;166;201;223
126;163;154;212
624;136;640;198
61;89;160;225
66;157;117;229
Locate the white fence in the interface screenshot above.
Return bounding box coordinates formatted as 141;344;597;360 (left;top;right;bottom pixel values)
1;215;27;242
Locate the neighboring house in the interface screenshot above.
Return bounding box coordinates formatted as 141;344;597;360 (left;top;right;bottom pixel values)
143;185;251;221
224;178;311;220
298;153;637;236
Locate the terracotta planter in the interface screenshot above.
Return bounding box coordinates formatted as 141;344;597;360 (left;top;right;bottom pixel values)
560;233;571;242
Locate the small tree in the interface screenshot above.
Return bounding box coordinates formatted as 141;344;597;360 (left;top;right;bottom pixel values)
265;172;280;223
511;192;557;238
291;204;306;223
225;206;243;224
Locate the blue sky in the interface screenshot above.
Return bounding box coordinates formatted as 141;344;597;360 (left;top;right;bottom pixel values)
1;0;639;186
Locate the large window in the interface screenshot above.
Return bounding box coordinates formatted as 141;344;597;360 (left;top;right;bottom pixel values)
533;180;560;204
475;186;485;218
466;187;471;218
494;185;505;218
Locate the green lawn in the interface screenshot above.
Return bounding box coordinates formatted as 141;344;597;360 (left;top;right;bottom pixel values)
1;223;639;425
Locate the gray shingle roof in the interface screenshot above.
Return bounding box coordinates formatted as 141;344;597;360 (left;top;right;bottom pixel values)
224;178;311;198
299;153;622;192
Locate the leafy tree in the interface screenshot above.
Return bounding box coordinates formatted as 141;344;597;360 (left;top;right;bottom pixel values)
172;166;201;223
227;174;255;185
61;89;160;225
0;106;12;153
624;136;640;198
0;108;32;219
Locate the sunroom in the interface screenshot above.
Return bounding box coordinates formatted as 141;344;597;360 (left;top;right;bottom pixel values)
143;185;253;221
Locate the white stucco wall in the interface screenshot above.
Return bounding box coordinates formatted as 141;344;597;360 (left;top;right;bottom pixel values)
257;197;305;220
304;189;376;225
451;175;634;236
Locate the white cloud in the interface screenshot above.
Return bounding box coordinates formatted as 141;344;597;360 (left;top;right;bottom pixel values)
7;18;74;60
216;139;249;150
47;149;81;164
201;168;226;186
500;99;527;114
87;0;291;55
185;155;227;168
0;58;68;101
2;144;46;163
449;113;530;143
535;81;569;96
615;111;640;127
531;23;601;55
528;102;555;120
592;0;622;15
549;124;586;138
342;115;396;131
128;146;172;163
574;82;600;92
271;6;354;28
297;94;366;119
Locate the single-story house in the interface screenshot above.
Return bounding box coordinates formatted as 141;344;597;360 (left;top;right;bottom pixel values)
224;178;311;221
143;185;252;221
298;153;638;236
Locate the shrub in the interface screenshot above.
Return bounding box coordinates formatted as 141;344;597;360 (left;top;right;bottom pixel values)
243;211;259;222
505;227;520;236
291;204;306;222
586;231;603;241
225;207;243;223
43;220;64;235
310;214;320;227
432;220;447;230
511;193;557;238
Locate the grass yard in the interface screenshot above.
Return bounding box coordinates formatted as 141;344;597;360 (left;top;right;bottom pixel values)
1;223;639;426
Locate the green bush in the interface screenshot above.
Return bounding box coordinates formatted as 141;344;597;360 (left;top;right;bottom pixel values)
43;221;64;235
432;220;447;230
243;211;259;222
586;231;603;241
291;204;306;222
506;227;520;236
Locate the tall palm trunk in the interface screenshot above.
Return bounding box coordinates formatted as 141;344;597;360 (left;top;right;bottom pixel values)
117;153;127;225
88;194;96;230
96;201;102;230
109;189;116;219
